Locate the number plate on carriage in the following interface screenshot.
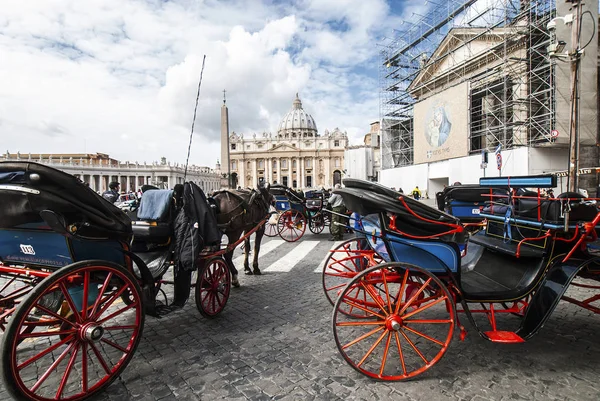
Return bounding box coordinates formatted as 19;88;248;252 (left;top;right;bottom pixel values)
472;208;480;215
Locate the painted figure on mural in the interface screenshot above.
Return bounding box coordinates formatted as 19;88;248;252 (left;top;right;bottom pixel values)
425;104;452;148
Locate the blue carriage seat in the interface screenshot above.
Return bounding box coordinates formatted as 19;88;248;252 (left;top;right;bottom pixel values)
132;189;175;243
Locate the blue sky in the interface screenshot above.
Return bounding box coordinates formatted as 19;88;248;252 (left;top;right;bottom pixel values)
0;0;430;167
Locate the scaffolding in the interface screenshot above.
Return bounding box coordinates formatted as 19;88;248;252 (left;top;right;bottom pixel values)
380;0;556;169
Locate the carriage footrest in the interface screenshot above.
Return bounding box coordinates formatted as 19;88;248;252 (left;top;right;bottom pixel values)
484;330;525;343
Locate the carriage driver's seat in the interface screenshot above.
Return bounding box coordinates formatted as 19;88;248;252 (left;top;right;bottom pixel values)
132;189;176;245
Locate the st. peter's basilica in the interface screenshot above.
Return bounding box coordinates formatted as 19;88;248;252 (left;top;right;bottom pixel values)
221;94;347;189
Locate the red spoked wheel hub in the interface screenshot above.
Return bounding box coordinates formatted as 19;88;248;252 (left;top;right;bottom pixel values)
332;262;455;381
0;261;144;401
277;210;306;242
195;257;231;318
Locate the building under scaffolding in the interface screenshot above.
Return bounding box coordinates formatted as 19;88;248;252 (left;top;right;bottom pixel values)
379;0;598;193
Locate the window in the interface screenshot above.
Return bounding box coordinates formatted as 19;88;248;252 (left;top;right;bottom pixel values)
258;160;264;169
246;145;251;150
334;140;340;147
335;158;340;167
292;160;297;168
272;160;277;169
231;161;237;170
305;159;312;168
231;143;236;150
257;144;263;149
282;160;287;168
247;161;251;169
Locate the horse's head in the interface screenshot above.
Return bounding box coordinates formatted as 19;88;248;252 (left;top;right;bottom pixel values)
257;183;274;208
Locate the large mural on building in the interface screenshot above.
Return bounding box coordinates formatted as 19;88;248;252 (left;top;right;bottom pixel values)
414;82;469;164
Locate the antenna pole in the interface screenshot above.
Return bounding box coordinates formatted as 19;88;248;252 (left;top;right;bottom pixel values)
567;1;582;193
184;55;207;182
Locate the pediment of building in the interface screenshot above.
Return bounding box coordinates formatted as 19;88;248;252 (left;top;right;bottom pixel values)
407;27;515;93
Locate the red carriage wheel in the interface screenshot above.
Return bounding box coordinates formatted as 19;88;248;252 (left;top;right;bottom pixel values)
264;213;282;238
1;260;144;401
0;276;39;333
277;210;306;242
308;212;325;234
332;262;455;381
322;238;383;316
195;257;231;318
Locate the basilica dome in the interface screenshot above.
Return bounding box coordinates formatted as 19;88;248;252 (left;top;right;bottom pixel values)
277;94;318;138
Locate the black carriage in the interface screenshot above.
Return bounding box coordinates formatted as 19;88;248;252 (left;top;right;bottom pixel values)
266;184;329;242
0;162;240;400
322;177;600;381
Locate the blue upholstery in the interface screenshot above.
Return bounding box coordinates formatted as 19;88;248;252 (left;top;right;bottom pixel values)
137;190;174;222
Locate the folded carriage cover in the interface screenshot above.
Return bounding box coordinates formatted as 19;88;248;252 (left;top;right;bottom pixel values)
339;179;465;243
0;162;132;240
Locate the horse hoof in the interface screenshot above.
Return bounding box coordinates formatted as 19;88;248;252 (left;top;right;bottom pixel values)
244;270;253;275
232;275;240;287
253;270;262;275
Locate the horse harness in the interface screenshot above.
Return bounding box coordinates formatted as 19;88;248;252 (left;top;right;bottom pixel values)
212;189;269;229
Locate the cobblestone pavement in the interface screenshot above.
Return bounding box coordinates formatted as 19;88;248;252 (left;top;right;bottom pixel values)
2;232;600;401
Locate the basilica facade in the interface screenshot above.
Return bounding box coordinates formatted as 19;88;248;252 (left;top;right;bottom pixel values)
224;95;347;189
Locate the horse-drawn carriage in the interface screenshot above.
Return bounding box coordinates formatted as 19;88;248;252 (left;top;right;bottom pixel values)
0;161;267;400
265;184;329;242
322;177;600;380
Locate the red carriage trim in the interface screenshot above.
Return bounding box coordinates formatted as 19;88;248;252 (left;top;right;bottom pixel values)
385;196;464;240
515;231;551;258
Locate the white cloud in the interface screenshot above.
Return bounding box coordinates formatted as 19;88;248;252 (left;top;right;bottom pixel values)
0;0;405;166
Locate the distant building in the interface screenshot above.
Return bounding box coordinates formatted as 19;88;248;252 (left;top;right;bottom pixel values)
379;1;598;194
345;122;381;182
0;151;221;193
223;94;348;189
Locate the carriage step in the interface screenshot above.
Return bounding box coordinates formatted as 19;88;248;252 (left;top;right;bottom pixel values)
483;330;525;343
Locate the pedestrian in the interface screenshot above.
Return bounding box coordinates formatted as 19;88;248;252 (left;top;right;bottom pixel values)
412;186;421;200
328;183;346;241
102;181;120;203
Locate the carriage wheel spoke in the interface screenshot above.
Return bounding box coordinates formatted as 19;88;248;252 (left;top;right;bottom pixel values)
394;270;410;314
341;326;384;350
93;283;129;320
27;303;75;328
101;338;129;354
336;320;385;327
56;341;80;399
402;296;447;320
82;343;88;393
90;272;113;318
360;282;388;315
357;329;388;368
97;302;137;325
404;319;453;324
398;278;432;315
381;269;392;314
341;299;385;319
400;329;428;364
18;334;75;370
29;341;76;392
89;342;111;375
401;325;445;346
0;276;17;294
394;332;407;376
59;282;83;323
19;330;75;339
379;331;393;377
81;271;90;320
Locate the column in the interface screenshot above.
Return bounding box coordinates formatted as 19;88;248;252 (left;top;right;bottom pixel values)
287;157;292;187
265;157;270;185
299;157;304;189
276;158;281;184
313;157;317;188
252;159;257;188
325;157;331;188
239;157;245;188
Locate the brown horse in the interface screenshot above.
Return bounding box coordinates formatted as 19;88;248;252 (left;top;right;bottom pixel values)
212;185;272;287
